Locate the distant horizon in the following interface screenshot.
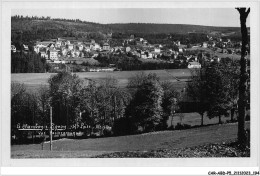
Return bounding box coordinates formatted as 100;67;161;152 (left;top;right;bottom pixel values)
11;15;245;28
11;8;250;27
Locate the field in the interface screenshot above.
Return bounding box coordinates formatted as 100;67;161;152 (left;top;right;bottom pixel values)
62;57;100;65
11;122;249;158
186;47;245;60
11;69;191;92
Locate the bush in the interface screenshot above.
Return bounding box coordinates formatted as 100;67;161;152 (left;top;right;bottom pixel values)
103;128;113;137
112;118;137;136
175;123;191;130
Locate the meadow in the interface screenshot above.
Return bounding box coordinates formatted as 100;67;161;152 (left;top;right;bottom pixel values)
11;69;191;92
11;122;249;158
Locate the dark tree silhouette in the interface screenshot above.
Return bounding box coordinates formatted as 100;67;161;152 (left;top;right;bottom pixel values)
236;8;250;145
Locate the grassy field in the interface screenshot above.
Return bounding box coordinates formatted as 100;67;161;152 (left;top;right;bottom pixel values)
62;57;100;65
186;47;246;60
11;69;191;92
11;122;249;158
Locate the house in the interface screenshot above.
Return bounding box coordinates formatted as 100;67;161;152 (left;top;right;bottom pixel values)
154;47;161;53
55;41;62;48
202;42;208;48
93;43;101;51
47;43;55;49
176;40;181;46
76;44;84;51
84;44;91;52
40;51;48;58
130;34;135;39
80;52;84;58
75;50;80;57
70;50;75;57
89;68;115;72
61;47;68;56
102;43;110;51
67;44;74;50
11;45;16;52
91;51;99;58
23;44;29;51
48;49;58;60
91;39;95;44
34;46;40;53
179;48;184;53
36;41;54;48
188;62;201;69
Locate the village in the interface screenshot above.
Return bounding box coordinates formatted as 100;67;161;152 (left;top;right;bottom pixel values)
11;33;245;72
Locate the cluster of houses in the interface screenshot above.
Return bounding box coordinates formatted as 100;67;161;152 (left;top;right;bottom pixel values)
33;37;106;60
11;34;244;71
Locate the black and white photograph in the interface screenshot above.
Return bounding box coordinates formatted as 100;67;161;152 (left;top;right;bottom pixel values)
1;0;260;175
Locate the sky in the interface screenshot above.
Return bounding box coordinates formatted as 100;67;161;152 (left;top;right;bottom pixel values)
12;8;250;27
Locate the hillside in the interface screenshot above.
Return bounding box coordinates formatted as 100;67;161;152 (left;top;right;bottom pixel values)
107;23;241;34
11;17;242;39
11;122;249;158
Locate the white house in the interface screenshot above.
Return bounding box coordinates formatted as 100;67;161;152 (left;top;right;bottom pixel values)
188;62;201;69
93;43;101;50
102;43;110;51
76;44;84;51
154;47;161;53
40;51;48;58
23;44;29;51
202;42;208;48
34;46;40;53
48;49;58;60
55;41;62;48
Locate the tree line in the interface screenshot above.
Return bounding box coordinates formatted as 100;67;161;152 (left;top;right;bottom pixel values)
186;59;250;126
11;71;180;139
11;52;50;73
12;59;246;141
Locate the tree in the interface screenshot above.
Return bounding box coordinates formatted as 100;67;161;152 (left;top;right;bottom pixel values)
36;85;50;129
236;8;250;145
80;81;99;134
186;68;208;126
205;63;232;124
127;78;164;132
48;71;83;130
221;60;240;122
161;81;180;129
11;82;26;127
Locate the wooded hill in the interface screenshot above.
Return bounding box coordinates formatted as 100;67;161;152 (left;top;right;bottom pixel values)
11;16;243;43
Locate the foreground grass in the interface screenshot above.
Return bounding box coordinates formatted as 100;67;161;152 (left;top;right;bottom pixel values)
11;122;249;158
94;141;250;158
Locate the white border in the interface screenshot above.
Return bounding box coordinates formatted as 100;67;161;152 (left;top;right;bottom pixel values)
1;0;260;175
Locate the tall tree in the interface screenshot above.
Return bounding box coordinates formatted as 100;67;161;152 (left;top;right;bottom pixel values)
205;63;232;124
186;68;208;126
11;82;26;127
37;85;50;129
48;71;83;129
236;8;250;144
127;78;164;132
161;81;180;129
